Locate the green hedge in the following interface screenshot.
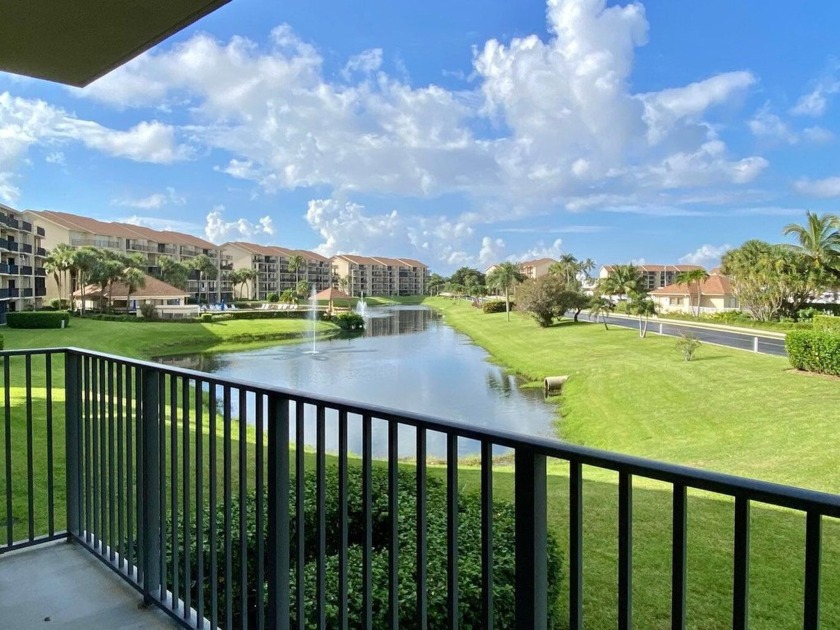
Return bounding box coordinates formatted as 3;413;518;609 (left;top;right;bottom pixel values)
786;330;840;376
333;312;364;331
169;464;563;628
482;300;514;314
217;310;309;320
813;314;840;334
6;311;70;329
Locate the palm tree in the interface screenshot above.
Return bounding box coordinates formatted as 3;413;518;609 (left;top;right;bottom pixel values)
675;268;710;317
159;256;190;290
589;296;611;330
44;243;76;303
122;267;146;313
611;264;645;298
189;254;217;305
783;211;840;277
240;268;257;300
288;254;306;286
70;247;99;315
628;293;657;337
486;262;523;321
550;254;580;286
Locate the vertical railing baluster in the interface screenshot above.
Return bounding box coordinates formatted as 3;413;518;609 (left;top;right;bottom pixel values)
195;380;205;626
569;460;583;630
338;410;349;629
224;385;233;630
135;367;143;584
84;356;92;544
99;359;107;554
733;496;750;630
238;388;248;629
64;352;82;541
447;433;459;630
2;355;10;546
267;396;291;629
362;414;373;630
170;374;180;607
46;353;54;537
158;373;166;600
256;394;265;630
804;511;822;630
514;449;547;630
25;355;33;541
388;422;399;629
295;402;306;630
209;385;219;630
116;363;124;567
126;366;134;576
672;483;687;630
416;427;428;630
315;405;326;629
618;472;633;630
481;440;493;630
92;358;99;549
108;361;115;560
182;376;191;619
141;367;162;605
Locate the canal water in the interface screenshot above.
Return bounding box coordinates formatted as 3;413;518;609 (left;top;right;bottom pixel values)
157;305;557;457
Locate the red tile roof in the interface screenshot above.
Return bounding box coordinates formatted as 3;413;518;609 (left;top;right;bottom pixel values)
650;273;734;297
72;274;188;299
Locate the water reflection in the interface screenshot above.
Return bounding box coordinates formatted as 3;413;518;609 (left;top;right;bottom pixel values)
157;306;557;457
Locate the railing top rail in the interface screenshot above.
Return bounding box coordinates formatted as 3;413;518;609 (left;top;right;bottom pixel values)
5;346;840;517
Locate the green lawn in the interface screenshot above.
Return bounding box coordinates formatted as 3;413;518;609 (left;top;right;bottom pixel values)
2;304;839;628
1;316;337;359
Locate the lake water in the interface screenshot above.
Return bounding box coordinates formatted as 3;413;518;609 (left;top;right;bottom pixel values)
157;305;557;457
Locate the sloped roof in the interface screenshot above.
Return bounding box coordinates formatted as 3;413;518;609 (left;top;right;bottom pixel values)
520;257;558;267
72;274;188;299
650;273;735;297
602;264;705;273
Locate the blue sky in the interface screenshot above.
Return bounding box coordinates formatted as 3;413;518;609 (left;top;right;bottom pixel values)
2;0;840;273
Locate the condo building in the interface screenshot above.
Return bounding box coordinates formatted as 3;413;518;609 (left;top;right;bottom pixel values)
599;264;705;291
0;204;48;323
30;210;234;303
332;255;429;297
223;241;334;300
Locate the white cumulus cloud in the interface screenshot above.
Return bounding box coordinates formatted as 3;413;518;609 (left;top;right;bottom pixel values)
679;244;731;267
794;176;840;198
114;187;186;209
205;206;276;243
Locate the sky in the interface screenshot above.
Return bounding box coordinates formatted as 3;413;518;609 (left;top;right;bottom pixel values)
2;0;840;274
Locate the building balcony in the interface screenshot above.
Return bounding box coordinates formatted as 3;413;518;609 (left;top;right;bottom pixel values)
20;266;33;275
7;241;18;252
21;288;33;298
0;288;8;299
71;239;122;249
21;221;32;232
7;288;19;298
6;217;20;230
34;268;47;277
35;287;47;297
8;265;18;275
0;348;836;629
36;248;46;257
36;226;46;237
20;243;33;254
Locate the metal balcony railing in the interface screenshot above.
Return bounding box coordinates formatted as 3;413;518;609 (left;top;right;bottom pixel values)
21;288;33;297
34;268;46;277
21;243;33;254
21;221;32;232
36;248;46;257
0;288;8;299
35;287;47;297
7;241;18;252
20;266;33;275
0;348;838;629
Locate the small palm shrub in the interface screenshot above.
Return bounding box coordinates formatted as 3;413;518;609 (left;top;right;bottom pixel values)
675;332;701;361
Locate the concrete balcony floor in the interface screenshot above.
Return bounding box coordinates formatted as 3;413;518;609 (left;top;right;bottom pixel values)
0;541;176;629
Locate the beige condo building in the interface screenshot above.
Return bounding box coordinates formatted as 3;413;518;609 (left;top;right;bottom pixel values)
0;204;48;323
332;255;429;297
30;210;234;303
223;241;334;300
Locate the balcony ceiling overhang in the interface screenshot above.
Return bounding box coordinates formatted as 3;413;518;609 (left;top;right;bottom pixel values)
0;0;232;87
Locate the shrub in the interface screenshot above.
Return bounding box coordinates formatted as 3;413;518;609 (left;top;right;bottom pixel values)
138;303;157;320
5;311;70;329
786;330;840;376
49;298;71;310
267;292;280;303
334;312;364;331
482;300;514;314
813;314;840;335
675;332;701;361
168;465;563;629
219;310;308;320
200;313;214;323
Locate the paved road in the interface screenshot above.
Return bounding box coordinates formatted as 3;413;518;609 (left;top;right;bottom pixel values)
594;314;788;357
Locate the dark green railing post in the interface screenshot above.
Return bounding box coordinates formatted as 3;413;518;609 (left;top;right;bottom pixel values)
515;449;548;630
141;367;161;605
64;351;82;539
267;395;291;628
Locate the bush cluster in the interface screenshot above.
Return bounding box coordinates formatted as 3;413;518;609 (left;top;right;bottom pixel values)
6;311;70;329
49;298;72;310
786;330;840;376
215;310;309;321
200;313;214;323
267;293;280;303
813;314;840;335
333;312;365;331
482;300;514;314
169;465;563;629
